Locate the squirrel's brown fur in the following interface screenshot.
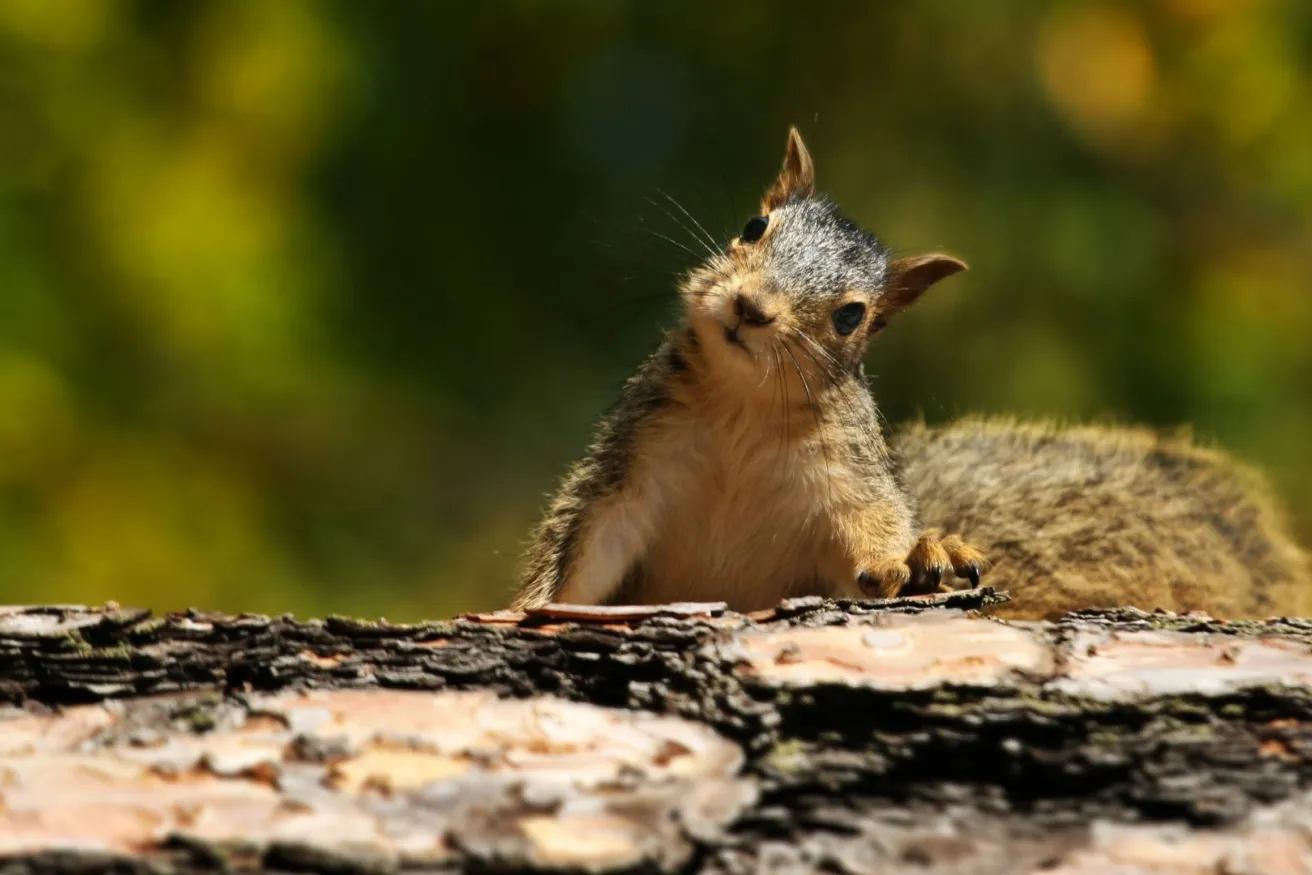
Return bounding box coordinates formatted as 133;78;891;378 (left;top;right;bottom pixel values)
512;127;1312;620
893;417;1312;620
512;128;986;612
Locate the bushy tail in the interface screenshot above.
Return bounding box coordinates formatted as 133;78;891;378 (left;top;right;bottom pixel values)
890;416;1312;620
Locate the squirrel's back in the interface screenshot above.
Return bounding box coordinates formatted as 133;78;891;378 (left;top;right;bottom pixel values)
892;417;1312;620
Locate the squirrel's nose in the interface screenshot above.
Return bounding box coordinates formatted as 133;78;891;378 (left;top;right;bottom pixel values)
734;294;775;326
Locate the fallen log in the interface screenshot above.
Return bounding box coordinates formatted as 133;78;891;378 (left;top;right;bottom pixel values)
2;590;1312;874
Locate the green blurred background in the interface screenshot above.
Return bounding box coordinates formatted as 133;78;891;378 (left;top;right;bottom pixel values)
1;0;1309;620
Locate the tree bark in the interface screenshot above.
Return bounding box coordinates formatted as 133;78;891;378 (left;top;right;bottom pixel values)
2;589;1312;874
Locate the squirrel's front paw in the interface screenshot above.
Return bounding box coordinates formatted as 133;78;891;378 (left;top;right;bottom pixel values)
857;530;989;598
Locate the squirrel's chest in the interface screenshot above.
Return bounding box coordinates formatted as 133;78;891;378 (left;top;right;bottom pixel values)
665;413;830;512
635;413;847;605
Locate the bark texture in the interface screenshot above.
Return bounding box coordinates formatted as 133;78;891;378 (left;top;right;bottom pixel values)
3;590;1312;874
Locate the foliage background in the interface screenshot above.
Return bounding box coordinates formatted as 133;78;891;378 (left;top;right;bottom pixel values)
1;0;1309;619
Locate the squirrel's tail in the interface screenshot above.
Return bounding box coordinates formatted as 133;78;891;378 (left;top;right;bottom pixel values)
890;416;1312;621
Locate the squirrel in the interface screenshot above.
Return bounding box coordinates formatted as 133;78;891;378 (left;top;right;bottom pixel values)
511;127;1312;620
512;126;988;613
892;416;1312;620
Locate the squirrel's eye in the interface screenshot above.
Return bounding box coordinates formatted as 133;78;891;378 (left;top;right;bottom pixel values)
740;216;769;243
832;302;867;336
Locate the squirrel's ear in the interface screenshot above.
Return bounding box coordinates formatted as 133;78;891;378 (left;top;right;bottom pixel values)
762;126;815;212
881;253;968;314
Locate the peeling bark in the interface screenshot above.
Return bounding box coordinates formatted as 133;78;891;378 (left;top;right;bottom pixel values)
2;590;1312;874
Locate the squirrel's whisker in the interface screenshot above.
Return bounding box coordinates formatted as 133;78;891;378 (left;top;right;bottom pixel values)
756;346;774;389
769;341;787;475
792;328;843;375
627;223;702;261
791;333;851;413
789;330;870;468
789;330;835;381
791;329;854;412
772;341;791;454
655;187;724;256
642;196;720;261
584;206;703;264
781;337;834;507
794;329;867;426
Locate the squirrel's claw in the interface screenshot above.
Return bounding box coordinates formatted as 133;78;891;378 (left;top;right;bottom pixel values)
939;533;990;589
902;530;952;594
857;562;909;598
857;532;989;599
891;531;990;597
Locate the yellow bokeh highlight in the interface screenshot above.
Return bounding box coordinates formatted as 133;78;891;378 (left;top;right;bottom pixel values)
1156;0;1255;24
0;0;112;52
1038;5;1157;147
193;0;359;170
89;126;291;355
0;352;77;483
1186;16;1299;150
47;435;307;613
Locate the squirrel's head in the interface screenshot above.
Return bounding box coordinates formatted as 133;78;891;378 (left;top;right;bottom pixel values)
681;127;966;391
